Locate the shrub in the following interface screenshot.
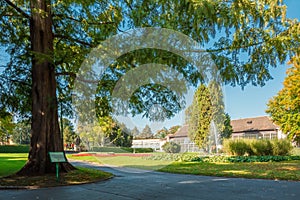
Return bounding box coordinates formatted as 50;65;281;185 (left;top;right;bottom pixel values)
162;142;181;153
91;147;126;153
271;139;293;156
250;139;272;156
291;147;300;156
145;153;200;162
222;139;232;154
145;153;181;161
223;139;252;156
132;148;154;153
234;140;253;156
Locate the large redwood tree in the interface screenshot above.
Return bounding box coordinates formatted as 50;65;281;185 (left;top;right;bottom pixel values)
17;0;73;175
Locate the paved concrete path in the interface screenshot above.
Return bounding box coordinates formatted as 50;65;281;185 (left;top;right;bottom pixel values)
1;160;300;200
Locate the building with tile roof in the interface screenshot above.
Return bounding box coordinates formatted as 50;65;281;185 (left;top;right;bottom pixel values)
231;116;286;140
131;116;286;152
166;125;201;152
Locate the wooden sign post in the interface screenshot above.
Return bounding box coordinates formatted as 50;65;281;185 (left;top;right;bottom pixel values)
49;152;67;181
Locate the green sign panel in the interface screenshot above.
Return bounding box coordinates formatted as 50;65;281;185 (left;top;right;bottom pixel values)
49;152;67;163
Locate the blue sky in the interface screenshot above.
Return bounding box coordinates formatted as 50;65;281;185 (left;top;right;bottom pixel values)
224;0;300;120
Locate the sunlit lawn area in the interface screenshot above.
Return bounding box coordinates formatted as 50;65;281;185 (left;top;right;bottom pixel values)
67;154;173;171
158;160;300;181
0;153;112;187
2;151;300;182
69;151;300;181
0;153;27;177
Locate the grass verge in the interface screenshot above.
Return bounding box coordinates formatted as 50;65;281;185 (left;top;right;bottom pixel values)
69;153;300;181
2;151;300;185
0;153;27;177
0;153;113;188
0;167;113;188
158;160;300;181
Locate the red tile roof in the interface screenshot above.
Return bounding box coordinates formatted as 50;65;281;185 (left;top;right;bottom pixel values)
168;116;279;138
231;116;279;133
171;125;188;138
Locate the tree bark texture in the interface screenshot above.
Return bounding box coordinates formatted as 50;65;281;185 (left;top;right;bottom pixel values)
17;0;75;175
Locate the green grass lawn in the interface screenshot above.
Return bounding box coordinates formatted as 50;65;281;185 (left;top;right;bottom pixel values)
2;151;300;182
158;160;300;181
69;152;300;181
0;153;27;177
0;153;112;187
68;154;173;171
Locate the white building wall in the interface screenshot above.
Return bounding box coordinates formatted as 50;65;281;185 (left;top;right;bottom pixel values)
132;139;166;151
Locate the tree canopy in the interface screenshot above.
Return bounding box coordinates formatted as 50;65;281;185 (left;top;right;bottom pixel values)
266;56;300;143
154;127;169;139
131;126;140;139
139;125;153;139
219;113;233;141
1;0;299;119
62;118;77;146
78;117;132;149
11;120;30;144
0;108;14;144
168;125;181;135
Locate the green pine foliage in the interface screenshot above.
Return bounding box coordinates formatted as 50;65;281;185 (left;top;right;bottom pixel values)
187;84;213;148
219;113;233;141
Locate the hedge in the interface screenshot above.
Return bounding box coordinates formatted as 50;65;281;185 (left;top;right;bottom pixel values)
90;146;153;153
0;145;29;153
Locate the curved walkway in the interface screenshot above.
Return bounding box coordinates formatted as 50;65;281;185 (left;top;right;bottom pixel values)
0;160;300;200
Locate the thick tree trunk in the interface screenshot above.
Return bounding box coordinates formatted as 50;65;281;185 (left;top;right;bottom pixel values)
17;0;74;175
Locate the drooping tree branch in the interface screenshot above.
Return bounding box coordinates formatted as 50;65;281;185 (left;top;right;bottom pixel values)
9;78;31;87
206;26;296;53
53;14;115;26
54;34;95;47
0;74;31;87
55;71;76;77
3;0;30;19
55;71;100;84
206;41;265;53
124;0;134;11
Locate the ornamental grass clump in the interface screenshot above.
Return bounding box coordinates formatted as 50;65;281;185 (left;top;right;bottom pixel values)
271;139;292;156
250;139;272;156
223;138;293;156
223;139;252;156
